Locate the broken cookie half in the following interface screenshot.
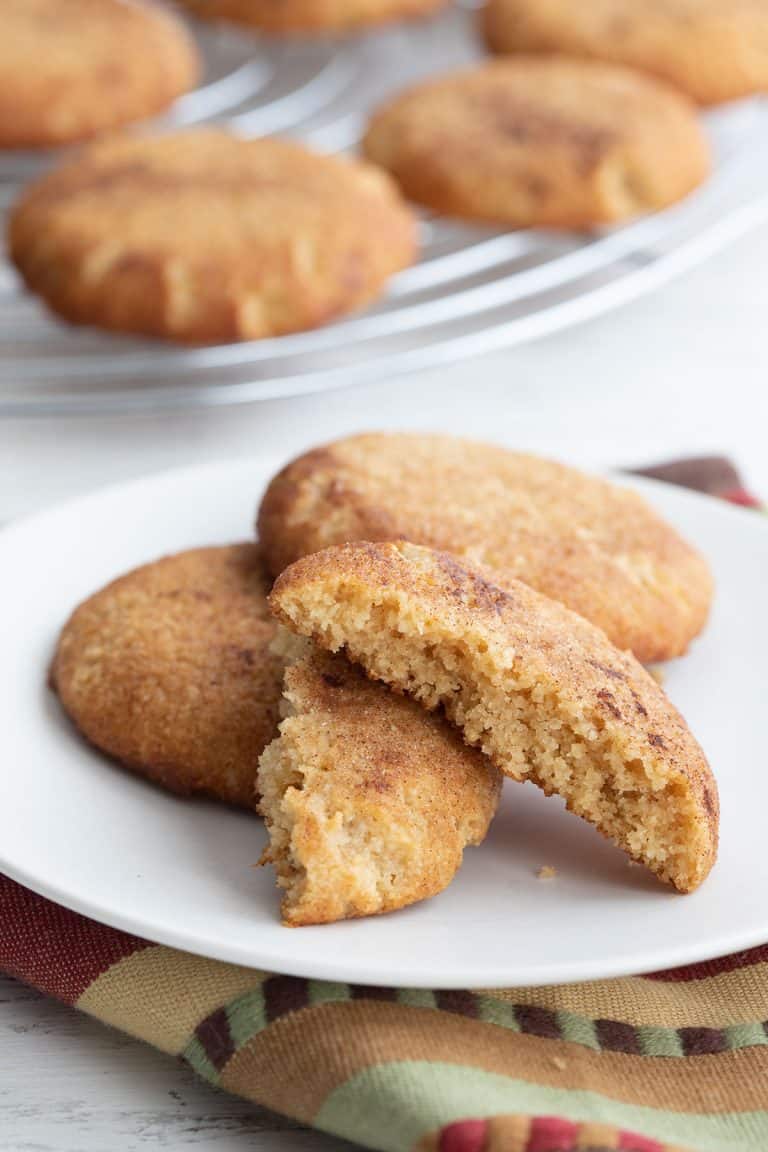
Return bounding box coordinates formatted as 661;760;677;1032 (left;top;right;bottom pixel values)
257;645;502;925
270;541;719;894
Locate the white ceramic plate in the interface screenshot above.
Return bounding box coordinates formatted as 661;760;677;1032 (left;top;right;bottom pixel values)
1;457;766;988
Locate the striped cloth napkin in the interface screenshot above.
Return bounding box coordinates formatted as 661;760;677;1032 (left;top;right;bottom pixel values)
2;458;764;1152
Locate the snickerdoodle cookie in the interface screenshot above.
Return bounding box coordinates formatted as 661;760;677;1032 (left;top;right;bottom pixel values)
0;0;199;149
362;58;710;227
482;0;768;107
8;131;417;343
51;544;282;807
258;645;502;924
178;0;445;35
270;541;719;893
257;434;713;663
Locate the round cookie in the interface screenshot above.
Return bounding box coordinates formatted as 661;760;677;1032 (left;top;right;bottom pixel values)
482;0;768;107
362;58;710;227
258;646;501;925
178;0;445;35
257;433;713;664
0;0;199;149
270;541;719;894
8;131;417;343
51;544;283;807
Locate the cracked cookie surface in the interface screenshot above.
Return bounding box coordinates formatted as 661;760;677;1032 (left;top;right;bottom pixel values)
9;131;417;343
52;544;282;807
258;433;713;663
363;58;710;227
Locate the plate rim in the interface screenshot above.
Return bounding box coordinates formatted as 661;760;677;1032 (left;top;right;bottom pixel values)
4;846;768;990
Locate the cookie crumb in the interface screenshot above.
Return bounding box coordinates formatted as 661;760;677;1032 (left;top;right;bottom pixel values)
537;865;557;880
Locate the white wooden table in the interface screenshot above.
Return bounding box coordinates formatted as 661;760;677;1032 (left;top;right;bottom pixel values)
0;975;350;1151
2;224;768;1150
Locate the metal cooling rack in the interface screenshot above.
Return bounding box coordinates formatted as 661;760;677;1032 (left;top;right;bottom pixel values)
1;4;767;416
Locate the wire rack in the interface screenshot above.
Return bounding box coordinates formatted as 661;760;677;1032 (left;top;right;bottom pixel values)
1;5;767;417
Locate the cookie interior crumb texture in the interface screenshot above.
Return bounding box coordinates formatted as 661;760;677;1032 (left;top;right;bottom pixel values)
257;647;502;925
8;131;417;344
257;433;713;663
270;541;719;893
0;0;200;148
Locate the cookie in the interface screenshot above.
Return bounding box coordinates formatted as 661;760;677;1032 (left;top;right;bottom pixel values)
8;131;417;343
362;58;710;227
257;434;713;664
482;0;768;107
258;645;501;925
0;0;199;149
51;544;283;807
270;541;719;893
178;0;445;35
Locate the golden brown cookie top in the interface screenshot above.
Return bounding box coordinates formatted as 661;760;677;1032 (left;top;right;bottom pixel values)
8;131;417;343
257;646;501;924
270;540;719;892
178;0;446;35
0;0;199;148
51;543;282;807
482;0;768;106
362;57;710;226
257;433;713;663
